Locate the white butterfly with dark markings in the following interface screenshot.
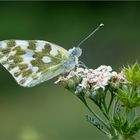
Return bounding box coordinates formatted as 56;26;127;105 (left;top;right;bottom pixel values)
0;40;82;87
0;24;103;87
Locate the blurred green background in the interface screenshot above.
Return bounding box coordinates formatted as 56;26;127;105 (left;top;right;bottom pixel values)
0;1;140;140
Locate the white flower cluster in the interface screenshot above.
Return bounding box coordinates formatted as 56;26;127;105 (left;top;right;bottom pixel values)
55;65;125;96
79;65;117;90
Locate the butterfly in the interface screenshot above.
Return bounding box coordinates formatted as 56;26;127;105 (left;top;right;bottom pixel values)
0;24;103;87
0;40;82;87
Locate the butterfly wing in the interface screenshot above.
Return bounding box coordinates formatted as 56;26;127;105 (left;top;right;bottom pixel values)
0;40;69;87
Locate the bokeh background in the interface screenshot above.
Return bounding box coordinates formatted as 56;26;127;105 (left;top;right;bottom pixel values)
0;1;140;140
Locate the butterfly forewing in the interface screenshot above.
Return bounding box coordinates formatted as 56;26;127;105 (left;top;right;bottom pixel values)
0;40;69;87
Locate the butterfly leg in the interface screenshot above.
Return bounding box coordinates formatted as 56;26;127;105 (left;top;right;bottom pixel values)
77;61;88;69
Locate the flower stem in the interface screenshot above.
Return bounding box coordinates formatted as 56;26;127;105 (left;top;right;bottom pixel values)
90;97;109;120
107;93;115;113
78;95;111;132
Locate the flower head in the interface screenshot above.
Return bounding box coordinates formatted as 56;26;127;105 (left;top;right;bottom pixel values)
55;65;125;98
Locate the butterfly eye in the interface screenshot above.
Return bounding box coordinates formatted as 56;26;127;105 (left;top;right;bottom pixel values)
68;47;82;58
75;47;82;57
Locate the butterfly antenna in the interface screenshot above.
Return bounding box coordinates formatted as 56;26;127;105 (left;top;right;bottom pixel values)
77;23;104;48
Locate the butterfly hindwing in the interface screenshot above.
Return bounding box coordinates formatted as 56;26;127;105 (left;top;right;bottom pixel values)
0;40;69;87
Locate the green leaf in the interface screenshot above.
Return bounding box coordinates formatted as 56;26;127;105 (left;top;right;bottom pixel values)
112;115;140;139
129;137;136;140
111;135;120;140
132;116;140;124
117;85;140;108
86;115;108;135
126;108;135;124
129;119;140;136
114;100;121;116
123;63;140;86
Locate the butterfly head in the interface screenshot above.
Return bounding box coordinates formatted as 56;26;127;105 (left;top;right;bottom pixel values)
63;47;82;72
68;47;82;58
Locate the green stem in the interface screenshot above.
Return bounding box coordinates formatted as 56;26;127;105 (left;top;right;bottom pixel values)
102;97;108;117
79;95;111;132
89;96;116;137
103;93;108;114
90;97;109;120
100;105;110;120
112;97;119;118
108;93;115;113
102;91;117;137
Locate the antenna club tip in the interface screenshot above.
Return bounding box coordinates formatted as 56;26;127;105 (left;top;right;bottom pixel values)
99;23;104;27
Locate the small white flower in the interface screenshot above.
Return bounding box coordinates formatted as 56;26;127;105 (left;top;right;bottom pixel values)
111;71;118;76
87;65;117;91
67;71;77;79
96;65;112;72
54;76;65;84
84;69;90;74
78;78;88;89
117;72;126;81
76;67;84;73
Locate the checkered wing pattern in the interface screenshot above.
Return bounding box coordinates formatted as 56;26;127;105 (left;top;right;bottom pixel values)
0;40;69;87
